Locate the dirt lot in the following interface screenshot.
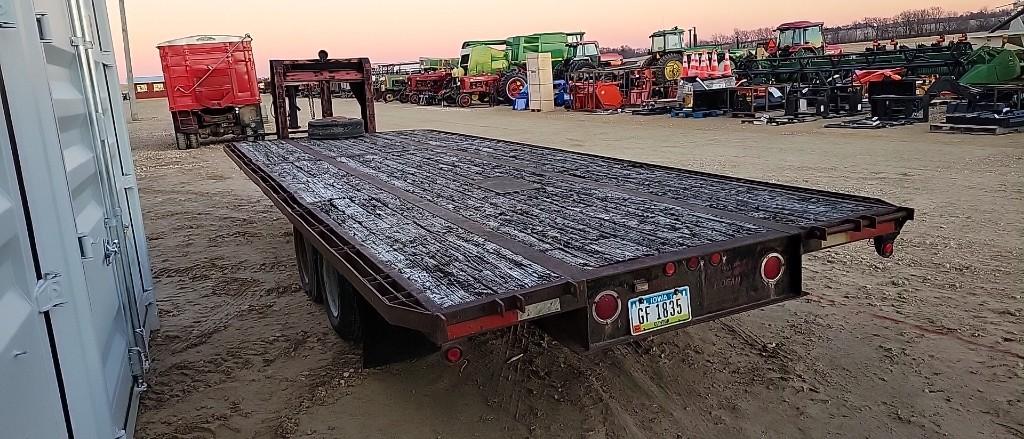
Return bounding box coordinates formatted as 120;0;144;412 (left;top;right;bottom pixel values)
130;97;1023;439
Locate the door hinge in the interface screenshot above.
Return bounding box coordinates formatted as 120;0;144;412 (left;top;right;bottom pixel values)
117;174;137;190
128;347;149;380
97;51;116;66
34;272;65;312
103;238;120;266
0;0;15;28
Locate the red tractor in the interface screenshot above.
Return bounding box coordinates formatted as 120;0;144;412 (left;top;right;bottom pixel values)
441;74;501;107
400;70;452;105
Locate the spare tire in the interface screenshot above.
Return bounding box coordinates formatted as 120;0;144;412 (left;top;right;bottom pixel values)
308;117;365;140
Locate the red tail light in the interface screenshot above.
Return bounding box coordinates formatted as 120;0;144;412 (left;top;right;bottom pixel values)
881;241;894;258
709;252;723;266
761;253;785;283
444;346;463;364
592;291;621;324
686;256;700;271
663;262;677;277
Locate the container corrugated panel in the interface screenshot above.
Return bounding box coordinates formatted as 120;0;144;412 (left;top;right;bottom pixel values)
158;36;260;111
0;0;155;438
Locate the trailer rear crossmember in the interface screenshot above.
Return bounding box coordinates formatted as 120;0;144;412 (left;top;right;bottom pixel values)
226;130;912;364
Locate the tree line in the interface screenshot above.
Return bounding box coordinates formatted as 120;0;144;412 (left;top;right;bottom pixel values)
601;5;1016;56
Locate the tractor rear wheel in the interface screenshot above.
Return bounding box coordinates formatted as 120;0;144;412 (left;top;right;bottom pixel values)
457;94;473;107
498;72;528;104
398;93;410;104
566;59;597;74
653;53;686;85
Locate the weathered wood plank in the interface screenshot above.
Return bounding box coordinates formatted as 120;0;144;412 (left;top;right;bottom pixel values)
235;130;894;309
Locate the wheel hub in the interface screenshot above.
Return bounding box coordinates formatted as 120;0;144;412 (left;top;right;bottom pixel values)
665;60;683;80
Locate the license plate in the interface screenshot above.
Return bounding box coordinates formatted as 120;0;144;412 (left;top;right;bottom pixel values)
628;287;691;336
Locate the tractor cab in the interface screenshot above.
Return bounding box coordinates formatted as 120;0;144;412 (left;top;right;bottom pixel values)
563;41;623;72
770;21;826;56
566;41;601;65
650;27;692;54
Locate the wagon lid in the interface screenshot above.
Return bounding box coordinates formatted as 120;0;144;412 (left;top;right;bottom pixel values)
156;35;247;47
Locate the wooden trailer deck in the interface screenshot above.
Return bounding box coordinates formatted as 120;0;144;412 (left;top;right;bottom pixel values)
227;130;911;320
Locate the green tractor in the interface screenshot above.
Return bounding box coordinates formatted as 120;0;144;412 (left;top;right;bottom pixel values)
645;27;732;85
419;57;460;72
372;61;419;102
459;31;602;103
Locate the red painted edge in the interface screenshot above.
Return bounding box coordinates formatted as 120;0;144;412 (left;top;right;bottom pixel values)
445;311;520;340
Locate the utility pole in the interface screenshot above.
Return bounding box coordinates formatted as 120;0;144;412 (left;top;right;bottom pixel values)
118;0;140;121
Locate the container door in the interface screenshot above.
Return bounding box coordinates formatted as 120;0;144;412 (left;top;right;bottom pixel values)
0;69;69;438
36;0;143;431
88;0;157;339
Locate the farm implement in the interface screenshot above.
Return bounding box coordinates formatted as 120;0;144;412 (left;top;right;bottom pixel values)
440;74;501;107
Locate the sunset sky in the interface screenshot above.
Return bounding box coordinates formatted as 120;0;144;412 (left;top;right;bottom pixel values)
107;0;1000;78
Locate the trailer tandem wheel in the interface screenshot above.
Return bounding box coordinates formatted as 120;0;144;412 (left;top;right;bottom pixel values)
293;228;322;303
320;257;363;342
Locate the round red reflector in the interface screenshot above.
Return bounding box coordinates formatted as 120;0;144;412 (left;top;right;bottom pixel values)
663;262;677;277
592;291;621;324
881;242;894;258
761;253;784;283
709;252;723;266
686;257;700;271
444;346;463;364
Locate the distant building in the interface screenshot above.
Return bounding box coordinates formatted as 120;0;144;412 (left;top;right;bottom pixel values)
132;75;166;99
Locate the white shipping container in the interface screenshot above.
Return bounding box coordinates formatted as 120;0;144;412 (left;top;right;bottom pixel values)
1;0;156;438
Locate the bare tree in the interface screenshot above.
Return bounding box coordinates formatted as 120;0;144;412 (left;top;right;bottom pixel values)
723;5;1014;46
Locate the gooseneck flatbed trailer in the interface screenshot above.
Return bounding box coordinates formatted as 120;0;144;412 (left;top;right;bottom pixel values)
227;56;913;367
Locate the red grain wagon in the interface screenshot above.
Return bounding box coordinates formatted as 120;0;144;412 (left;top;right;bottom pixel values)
157;34;264;149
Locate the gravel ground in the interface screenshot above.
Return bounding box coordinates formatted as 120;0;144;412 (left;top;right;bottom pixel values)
129;97;1023;439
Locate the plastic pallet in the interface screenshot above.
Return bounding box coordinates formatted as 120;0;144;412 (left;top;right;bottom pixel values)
929;123;1023;135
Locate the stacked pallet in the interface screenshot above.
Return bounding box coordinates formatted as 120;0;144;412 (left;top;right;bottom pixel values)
527;53;555;112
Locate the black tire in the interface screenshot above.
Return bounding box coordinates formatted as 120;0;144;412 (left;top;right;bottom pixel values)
174;133;189;150
407;93;420;105
308;116;365;139
321;259;362;342
457;94;473;107
398;93;409;104
653;53;686;85
497;71;527;104
293;228;322;303
383;91;396;103
186;134;200;150
566;59;597;74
